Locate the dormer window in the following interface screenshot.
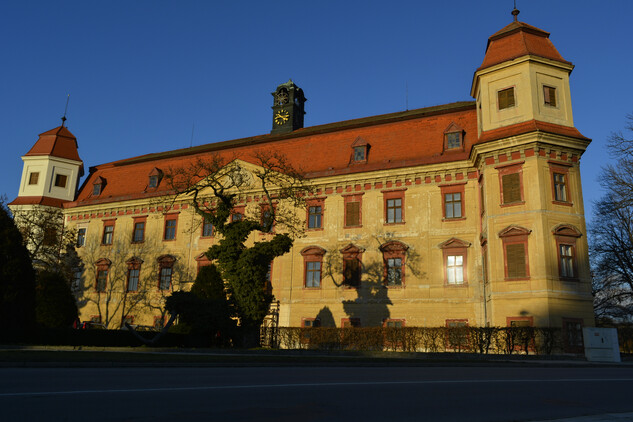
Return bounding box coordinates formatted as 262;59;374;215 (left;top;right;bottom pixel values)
443;123;464;152
350;137;369;164
148;167;163;189
93;176;105;196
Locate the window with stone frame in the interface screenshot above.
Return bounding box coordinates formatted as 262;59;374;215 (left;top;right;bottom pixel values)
307;198;324;230
441;183;466;220
301;246;325;288
28;172;39;185
553;224;582;281
132;216;147;243
439;238;470;285
543;85;557;107
383;189;405;224
231;205;245;222
341;244;364;288
95;258;111;292
54;174;67;188
202;217;214;237
92;176;105;196
126;257;143;292
157;255;175;290
163;214;178;241
350;136;369;164
499;225;531;280
443;122;465;151
549;162;572;205
77;227;86;247
380;241;408;287
343;194;362;227
497;162;524;205
498;87;516;110
102;220;115;245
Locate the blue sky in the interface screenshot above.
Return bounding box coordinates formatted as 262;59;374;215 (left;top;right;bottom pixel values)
2;1;631;223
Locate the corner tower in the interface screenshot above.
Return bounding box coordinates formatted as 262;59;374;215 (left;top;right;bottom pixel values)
9;124;83;210
471;9;575;136
271;79;306;134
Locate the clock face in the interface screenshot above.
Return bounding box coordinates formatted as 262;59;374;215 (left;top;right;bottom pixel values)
274;110;290;125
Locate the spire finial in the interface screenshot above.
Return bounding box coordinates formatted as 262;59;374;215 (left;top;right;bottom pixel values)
511;1;520;22
61;94;70;127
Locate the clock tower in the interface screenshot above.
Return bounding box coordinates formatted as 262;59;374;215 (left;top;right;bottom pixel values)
271;79;306;134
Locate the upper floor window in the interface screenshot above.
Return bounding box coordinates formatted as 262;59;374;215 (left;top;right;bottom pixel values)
553;173;567;202
497;162;524;206
441;183;465;220
102;220;115;245
148;167;163;188
54;174;67;188
443;122;464;151
28;172;39;185
231;206;245;223
163;214;178;241
76;228;86;247
380;241;408;287
202;218;214;237
343;194;362;228
93;176;105;196
307;203;323;229
132;217;146;243
498;87;516;110
383;190;405;224
543;86;557;107
549;162;572;205
301;246;326;289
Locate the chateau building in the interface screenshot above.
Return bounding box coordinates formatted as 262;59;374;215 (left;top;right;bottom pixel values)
10;12;594;332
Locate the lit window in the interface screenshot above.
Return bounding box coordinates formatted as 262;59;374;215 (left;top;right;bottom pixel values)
28;172;39;185
202;218;213;237
498;87;515;110
446;255;464;284
554;173;567;202
133;222;145;243
77;228;86;247
543;86;557;107
54;174;67;188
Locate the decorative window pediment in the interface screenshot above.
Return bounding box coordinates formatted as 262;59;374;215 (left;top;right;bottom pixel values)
300;246;326;256
444;122;464;151
148;167;163;188
157;254;176;267
93;176;106;196
194;252;211;262
126;256;144;266
438;238;471;249
340;243;365;256
498;225;532;238
552;224;582;238
379;240;409;253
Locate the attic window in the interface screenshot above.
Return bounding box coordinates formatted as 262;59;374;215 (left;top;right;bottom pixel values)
443;122;464;151
543;86;557;107
350;137;369;164
93;176;105;196
148;168;163;189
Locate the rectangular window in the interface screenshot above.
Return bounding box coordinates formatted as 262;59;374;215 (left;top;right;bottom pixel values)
543;85;557;107
96;270;108;292
308;205;322;229
133;222;145;243
386;257;402;286
159;267;172;290
446;255;464;284
384;319;404;328
71;269;82;291
446;132;461;149
148;175;159;188
505;243;527;279
343;258;361;287
341;318;361;328
386;198;402;223
305;261;321;288
77;228;86;247
164;216;177;240
127;269;139;292
202;218;213;237
353;146;366;162
444;193;462;219
345;200;361;227
102;224;114;245
54;174;68;188
28;172;39;185
554;173;567;202
93;184;102;196
560;244;574;278
502;173;522;204
498;87;515;110
302;318;321;328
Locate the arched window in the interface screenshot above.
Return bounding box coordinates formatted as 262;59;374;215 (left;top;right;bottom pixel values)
301;246;326;288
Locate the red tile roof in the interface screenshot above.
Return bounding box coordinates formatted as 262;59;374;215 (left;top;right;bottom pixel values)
9;196;69;208
25;126;83;163
478;21;571;71
67;102;479;208
478;120;590;143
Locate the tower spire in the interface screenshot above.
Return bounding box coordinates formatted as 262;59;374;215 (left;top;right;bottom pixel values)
61;94;70;127
511;1;520;22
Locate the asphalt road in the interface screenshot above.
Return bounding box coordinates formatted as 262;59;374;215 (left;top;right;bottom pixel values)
1;366;633;421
